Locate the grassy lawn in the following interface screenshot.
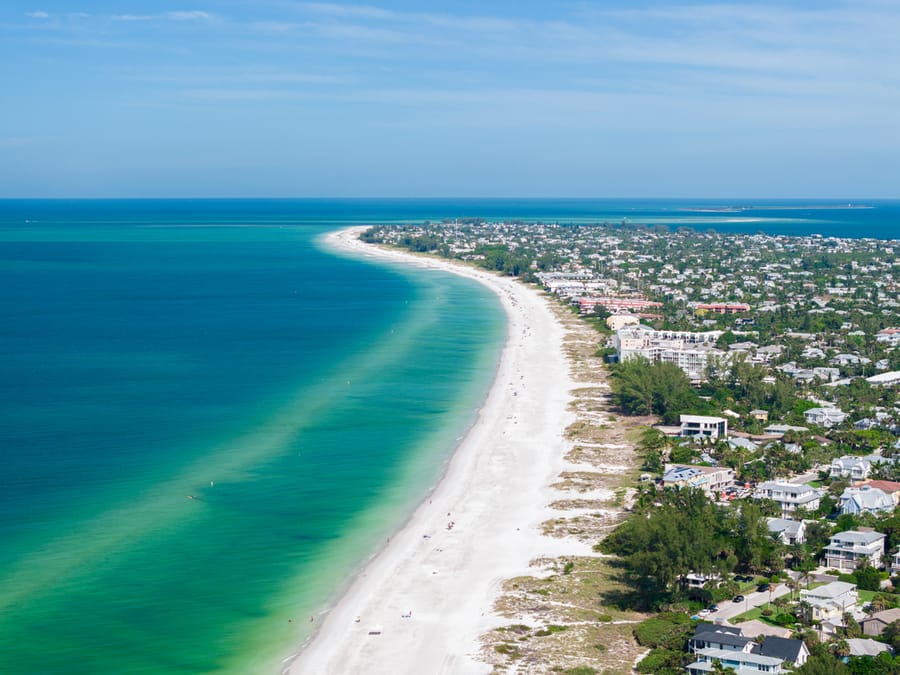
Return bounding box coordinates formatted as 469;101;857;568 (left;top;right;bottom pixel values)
807;480;824;488
859;589;878;603
731;606;765;623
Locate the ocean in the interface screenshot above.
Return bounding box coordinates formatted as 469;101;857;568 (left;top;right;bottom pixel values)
0;198;896;674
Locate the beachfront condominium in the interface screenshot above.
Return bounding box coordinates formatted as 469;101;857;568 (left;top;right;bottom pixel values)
612;325;727;383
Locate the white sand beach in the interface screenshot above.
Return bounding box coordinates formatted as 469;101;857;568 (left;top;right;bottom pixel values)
285;227;586;674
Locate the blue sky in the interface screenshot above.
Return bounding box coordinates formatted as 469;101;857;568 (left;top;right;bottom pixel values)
2;1;898;197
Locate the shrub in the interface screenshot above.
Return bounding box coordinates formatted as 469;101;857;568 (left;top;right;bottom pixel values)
494;643;520;658
633;613;694;650
773;613;795;627
635;648;684;674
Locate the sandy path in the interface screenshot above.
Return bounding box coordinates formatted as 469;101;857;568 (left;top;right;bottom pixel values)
284;227;583;674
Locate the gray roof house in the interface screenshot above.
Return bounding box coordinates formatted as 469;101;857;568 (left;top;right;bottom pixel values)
804;407;848;427
839;485;895;516
686;648;784;674
846;638;892;658
800;581;859;622
754;636;809;667
767;518;806;545
861;608;900;636
830;455;876;481
686;624;808;673
824;530;886;571
754;481;823;517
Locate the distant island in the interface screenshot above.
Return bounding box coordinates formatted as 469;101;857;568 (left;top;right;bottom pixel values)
683;204;875;212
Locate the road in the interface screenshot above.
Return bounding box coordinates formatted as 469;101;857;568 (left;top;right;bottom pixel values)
704;583;792;622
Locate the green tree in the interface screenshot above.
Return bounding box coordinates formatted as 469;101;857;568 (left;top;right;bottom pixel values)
711;658;736;674
610;358;700;423
855;564;881;592
795;653;850;674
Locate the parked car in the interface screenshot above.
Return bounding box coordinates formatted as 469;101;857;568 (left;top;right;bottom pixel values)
733;595;745;603
757;583;771;592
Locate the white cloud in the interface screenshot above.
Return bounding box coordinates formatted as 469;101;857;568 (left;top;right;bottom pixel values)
164;11;215;22
113;14;154;22
25;11;49;19
294;3;394;20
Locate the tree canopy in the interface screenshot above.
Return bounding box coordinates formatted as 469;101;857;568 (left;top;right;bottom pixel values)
610;357;702;423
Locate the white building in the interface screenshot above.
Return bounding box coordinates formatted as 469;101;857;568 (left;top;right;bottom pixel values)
680;415;729;439
613;326;727;383
804;407;848;428
767;518;807;545
754;481;823;517
830;456;876;481
824;530;886;571
876;328;900;347
661;464;735;495
800;581;859;622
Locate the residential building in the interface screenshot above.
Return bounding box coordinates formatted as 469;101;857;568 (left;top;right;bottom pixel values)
830;455;876;481
767;518;806;545
803;407;848;428
860;480;900;505
867;371;900;386
824;530;886;571
680;415;729;439
754;481;823;517
686;648;784;674
605;314;639;331
891;546;900;576
846;638;892;658
689;624;752;654
800;582;859;622
613;326;726;382
685;572;722;589
875;328;900;347
695;303;751;314
861;608;900;637
839;485;894;516
755;637;809;668
661;464;735;495
764;424;808;437
686;624;807;674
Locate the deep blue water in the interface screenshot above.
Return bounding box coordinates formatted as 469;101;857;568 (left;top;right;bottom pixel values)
0;199;505;673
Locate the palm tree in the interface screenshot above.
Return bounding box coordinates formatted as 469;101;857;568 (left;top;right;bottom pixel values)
710;658;736;674
869;594;888;613
829;638;851;658
786;576;800;602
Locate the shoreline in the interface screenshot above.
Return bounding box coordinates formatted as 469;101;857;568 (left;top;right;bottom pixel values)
284;226;586;674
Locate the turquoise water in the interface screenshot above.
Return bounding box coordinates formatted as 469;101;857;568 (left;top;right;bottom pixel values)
0;198;896;674
0;201;504;673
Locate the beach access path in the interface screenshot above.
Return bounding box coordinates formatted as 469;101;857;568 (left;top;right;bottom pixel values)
285;227;587;674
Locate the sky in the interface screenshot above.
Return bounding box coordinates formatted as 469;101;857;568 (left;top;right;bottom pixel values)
1;1;899;198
